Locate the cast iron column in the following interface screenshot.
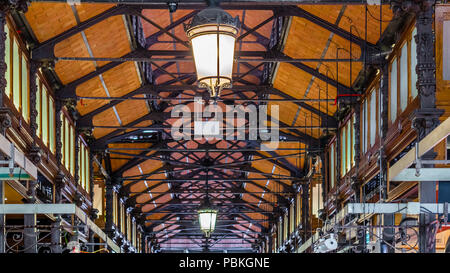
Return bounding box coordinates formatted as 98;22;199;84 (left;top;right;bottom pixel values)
51;98;64;253
0;6;4;245
392;0;444;253
0;3;9;254
105;177;114;238
351;101;361;203
380;62;395;252
140;232;146;253
88;151;97;252
0;175;4;253
301;184;310;248
28;60;41;164
335;122;341;209
24;180;37;253
414;2;443;253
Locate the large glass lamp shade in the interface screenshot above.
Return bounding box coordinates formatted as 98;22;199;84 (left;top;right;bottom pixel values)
185;8;239;99
198;207;218;237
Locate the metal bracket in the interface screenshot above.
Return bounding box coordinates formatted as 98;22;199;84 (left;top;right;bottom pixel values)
413;142;450;177
0;143;16;178
445;202;448;225
415;142;421;177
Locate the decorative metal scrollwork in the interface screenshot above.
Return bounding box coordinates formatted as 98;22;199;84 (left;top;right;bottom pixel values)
4;225;62;253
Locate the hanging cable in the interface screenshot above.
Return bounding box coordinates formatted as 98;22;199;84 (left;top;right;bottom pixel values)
366;6;398;23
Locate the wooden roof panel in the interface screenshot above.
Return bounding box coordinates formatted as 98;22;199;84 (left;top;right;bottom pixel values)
109;143;151;171
298;5;344;25
92;107;121;139
273;62;314;99
268;99;298;126
75;3;116;22
283;17;330;59
338;5;393;45
75;76;108;116
54;33;96;84
115;100;149;125
83;15;132;67
101;62;142;97
25;3;77;42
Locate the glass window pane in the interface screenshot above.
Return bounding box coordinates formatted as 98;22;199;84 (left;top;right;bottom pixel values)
296;193;301;226
361;104;364;154
64;117;69;170
81;145;85;189
36;81;41;137
400;44;408;111
352;116;356;166
370;90;377;146
330;144;335;189
49;98;55;153
81;144;85;189
78;139;81;186
5;26;10;98
411;28;418;98
70;126;74;175
21;55;29;122
377;87;381;139
347;123;351;171
284;214;288;238
42;86;48;145
341;129;346;176
289;203;295;233
86;148;90;192
364;100;368;153
13;39;20;110
60;114;64;165
390;58;398;123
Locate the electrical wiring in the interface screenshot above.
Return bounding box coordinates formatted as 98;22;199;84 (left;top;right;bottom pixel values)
78;248;110;254
366;6;399;23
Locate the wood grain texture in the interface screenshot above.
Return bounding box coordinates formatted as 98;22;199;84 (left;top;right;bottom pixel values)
25;3;77;42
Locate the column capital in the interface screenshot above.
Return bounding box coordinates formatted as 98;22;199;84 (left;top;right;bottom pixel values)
0;0;29;14
391;0;434;17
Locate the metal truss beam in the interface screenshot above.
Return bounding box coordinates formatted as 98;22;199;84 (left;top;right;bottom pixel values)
30;1;391;5
31;5;133;60
272;51;356;95
266;86;338;127
276;6;378;50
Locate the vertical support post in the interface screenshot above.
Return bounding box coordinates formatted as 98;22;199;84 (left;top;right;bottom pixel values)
52;99;64;253
23;214;37;253
411;1;443;253
301;184;310;246
268;233;273;253
0;1;28;254
24;180;37;253
319;152;327;220
0;179;4;253
0;6;9;254
335;124;341;204
88;151;96;252
351;101;361;202
74;129;80;186
141;232;146;253
55;98;63;173
0;4;11;136
51;174;63;253
28;60;41;164
379;63;389;200
391;0;443;253
105;178;114;238
50;216;61;253
379;62;395;252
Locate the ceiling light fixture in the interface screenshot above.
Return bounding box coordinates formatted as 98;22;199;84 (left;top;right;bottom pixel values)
185;0;240;99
